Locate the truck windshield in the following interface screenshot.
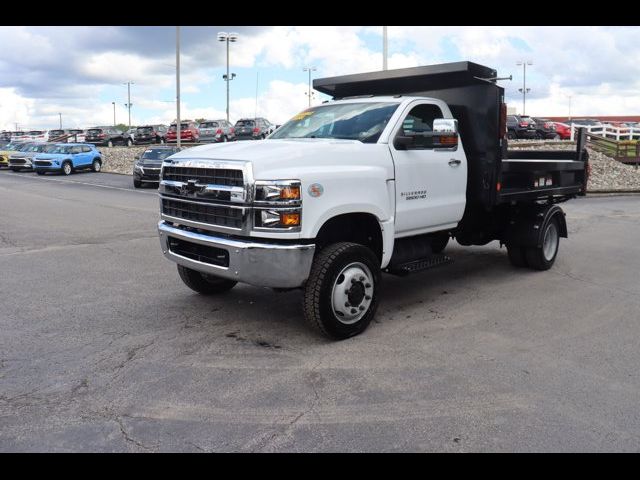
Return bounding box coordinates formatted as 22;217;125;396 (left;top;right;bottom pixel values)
270;102;399;143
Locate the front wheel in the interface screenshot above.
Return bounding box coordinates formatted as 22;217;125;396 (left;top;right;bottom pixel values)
177;265;237;294
303;242;380;340
10;167;21;172
525;217;560;270
91;159;101;172
61;161;72;176
36;170;45;175
133;179;142;188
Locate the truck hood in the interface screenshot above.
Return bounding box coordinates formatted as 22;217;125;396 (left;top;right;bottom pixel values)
169;138;391;179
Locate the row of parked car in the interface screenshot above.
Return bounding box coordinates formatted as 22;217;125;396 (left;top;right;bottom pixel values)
506;115;640;140
0;140;186;190
0;140;103;174
0;117;278;148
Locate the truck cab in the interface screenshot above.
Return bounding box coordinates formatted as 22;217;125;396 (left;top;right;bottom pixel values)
157;61;588;339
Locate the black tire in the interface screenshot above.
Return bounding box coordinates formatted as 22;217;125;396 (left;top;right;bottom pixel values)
177;265;237;294
61;161;73;176
133;179;142;188
303;242;380;340
10;167;21;172
91;159;101;172
431;233;450;254
36;170;45;175
507;243;528;268
107;140;113;148
126;138;132;147
507;131;516;140
524;216;560;271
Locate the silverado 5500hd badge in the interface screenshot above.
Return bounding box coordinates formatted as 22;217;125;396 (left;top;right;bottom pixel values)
401;189;427;200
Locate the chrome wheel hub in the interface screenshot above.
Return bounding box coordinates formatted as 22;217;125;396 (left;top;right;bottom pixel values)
331;262;374;324
543;222;558;261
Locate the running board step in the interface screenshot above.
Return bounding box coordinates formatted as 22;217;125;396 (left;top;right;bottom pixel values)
386;254;453;276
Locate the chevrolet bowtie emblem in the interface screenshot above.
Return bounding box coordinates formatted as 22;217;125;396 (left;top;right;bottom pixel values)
186;179;198;193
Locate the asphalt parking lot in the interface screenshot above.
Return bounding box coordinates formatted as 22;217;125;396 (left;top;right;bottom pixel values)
1;169;640;452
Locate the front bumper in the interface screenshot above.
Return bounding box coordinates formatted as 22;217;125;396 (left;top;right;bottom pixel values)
158;221;315;288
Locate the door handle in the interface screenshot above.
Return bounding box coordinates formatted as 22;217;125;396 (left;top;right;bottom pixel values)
448;159;461;166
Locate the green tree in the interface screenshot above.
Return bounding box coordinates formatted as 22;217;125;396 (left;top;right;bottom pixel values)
195;118;206;124
115;123;130;132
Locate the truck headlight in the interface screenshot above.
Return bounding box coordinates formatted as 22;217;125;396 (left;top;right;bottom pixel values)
254;208;301;229
255;180;301;204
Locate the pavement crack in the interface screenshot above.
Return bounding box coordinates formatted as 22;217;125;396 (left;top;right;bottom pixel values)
114;415;154;452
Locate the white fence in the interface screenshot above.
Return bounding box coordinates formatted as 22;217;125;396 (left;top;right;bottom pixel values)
570;124;640;141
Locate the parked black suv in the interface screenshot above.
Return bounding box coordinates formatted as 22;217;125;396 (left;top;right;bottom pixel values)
234;118;274;140
506;115;537;139
530;117;560;139
86;127;132;147
133;145;182;188
134;124;168;145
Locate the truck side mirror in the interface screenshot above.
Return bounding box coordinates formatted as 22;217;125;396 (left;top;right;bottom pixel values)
394;135;414;150
433;118;459;148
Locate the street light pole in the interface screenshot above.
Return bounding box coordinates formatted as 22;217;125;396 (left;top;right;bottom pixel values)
111;102;116;126
382;26;388;71
303;66;317;108
176;26;181;148
516;60;532;115
123;81;134;130
58;113;62;129
218;32;239;123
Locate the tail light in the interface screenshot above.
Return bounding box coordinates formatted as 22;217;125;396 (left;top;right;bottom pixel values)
519;122;528;127
253;127;260;133
216;128;222;134
99;133;106;138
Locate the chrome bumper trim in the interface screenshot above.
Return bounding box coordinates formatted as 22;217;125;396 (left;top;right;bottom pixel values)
158;221;315;288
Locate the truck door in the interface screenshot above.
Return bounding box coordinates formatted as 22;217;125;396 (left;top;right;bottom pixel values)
389;101;467;236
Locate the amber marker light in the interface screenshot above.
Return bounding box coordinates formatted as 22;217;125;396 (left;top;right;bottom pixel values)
280;212;301;226
280;186;301;200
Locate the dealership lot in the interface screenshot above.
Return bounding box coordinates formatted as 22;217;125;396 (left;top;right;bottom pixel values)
1;170;640;452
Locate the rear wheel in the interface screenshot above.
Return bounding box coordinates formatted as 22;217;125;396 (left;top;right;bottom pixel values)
61;161;72;176
525;217;560;270
507;131;516;140
177;265;237;294
126;138;132;147
303;242;380;340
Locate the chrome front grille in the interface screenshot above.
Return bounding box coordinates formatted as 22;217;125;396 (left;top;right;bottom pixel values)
163;166;243;186
161;198;243;230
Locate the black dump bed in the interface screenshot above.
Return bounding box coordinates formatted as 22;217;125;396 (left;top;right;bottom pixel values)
314;61;588;209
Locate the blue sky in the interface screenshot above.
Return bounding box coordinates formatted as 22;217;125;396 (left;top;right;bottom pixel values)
1;26;639;131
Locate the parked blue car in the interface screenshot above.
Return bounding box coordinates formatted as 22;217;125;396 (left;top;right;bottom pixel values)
33;143;103;175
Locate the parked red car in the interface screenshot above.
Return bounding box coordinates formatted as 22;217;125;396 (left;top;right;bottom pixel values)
551;122;571;140
166;121;200;143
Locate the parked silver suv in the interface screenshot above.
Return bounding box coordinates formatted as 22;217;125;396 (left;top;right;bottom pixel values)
198;119;235;143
